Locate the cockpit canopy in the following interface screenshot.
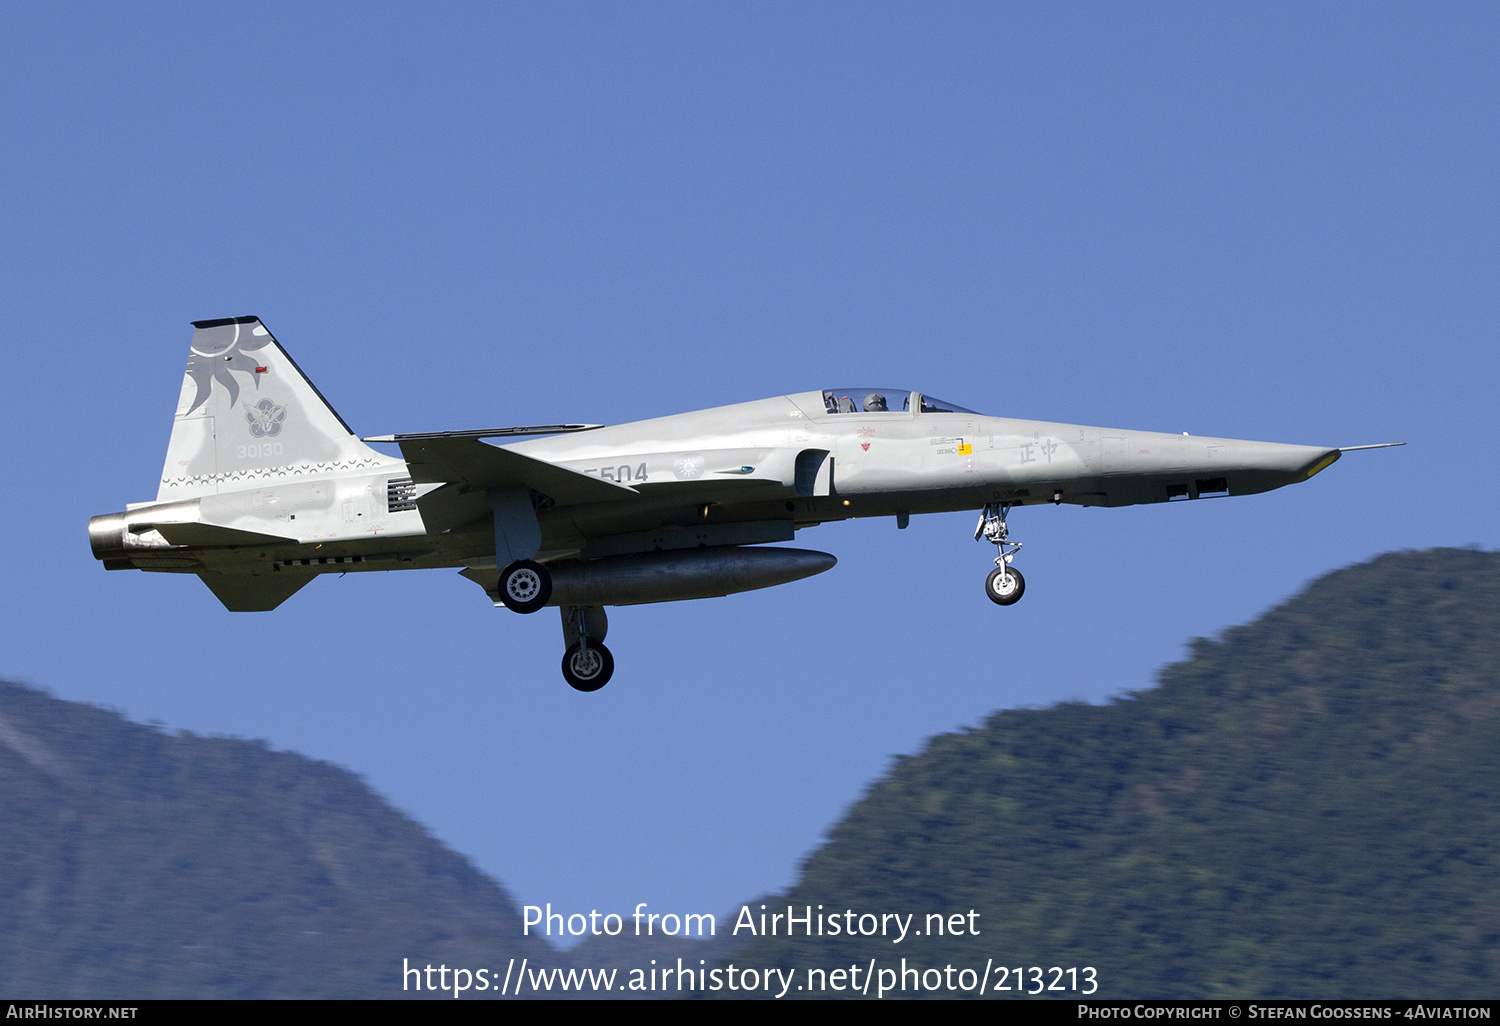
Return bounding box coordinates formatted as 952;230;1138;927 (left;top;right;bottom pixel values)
820;389;980;415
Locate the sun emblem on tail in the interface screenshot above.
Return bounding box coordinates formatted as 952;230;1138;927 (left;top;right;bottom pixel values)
243;398;287;438
185;320;274;415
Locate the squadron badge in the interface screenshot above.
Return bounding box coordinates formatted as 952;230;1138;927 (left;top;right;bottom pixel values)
243;398;288;438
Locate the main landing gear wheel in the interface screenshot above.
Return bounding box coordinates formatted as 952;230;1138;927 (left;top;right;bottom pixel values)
498;560;552;614
986;565;1026;606
562;641;614;692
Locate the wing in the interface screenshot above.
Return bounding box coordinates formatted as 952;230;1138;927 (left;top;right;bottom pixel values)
387;435;637;535
394;436;635;503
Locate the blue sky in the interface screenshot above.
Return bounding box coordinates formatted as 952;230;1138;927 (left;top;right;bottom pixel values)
3;3;1496;941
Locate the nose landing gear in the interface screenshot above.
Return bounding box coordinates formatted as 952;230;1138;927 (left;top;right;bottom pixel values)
975;503;1025;606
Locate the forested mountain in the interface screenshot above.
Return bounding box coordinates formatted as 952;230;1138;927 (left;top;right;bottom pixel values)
728;549;1500;998
0;681;554;998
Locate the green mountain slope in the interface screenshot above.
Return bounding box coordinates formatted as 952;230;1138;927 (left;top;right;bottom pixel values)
0;682;553;998
729;548;1500;998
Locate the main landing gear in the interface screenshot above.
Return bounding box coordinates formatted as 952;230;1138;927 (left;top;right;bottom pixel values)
497;563;616;692
559;604;614;692
975;503;1025;606
498;559;552;614
562;641;614;692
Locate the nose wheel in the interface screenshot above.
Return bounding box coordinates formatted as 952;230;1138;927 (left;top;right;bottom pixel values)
986;564;1025;605
975;503;1026;606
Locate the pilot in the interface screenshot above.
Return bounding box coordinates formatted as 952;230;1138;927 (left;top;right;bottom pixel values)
863;392;888;412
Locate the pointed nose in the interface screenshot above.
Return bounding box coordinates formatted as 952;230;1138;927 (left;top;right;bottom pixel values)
1218;439;1341;494
1227;439;1339;476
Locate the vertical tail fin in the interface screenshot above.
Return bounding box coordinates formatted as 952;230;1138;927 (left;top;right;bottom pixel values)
158;317;395;501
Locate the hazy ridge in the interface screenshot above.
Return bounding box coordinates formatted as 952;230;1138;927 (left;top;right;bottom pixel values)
0;680;556;997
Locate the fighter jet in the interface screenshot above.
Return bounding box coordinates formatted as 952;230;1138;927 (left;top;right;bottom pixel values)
89;317;1398;691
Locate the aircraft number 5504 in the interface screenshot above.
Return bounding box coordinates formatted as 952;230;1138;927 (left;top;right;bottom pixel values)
237;442;284;460
586;463;648;483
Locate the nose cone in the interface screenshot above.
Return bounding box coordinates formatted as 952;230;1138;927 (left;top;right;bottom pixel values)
1229;439;1339;474
1301;447;1342;479
1218;439;1341;494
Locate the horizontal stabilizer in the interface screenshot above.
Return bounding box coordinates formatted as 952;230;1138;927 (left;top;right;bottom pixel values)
396;437;635;505
198;572;314;611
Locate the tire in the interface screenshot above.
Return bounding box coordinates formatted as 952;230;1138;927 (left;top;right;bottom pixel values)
561;642;614;692
498;560;552;614
985;565;1025;606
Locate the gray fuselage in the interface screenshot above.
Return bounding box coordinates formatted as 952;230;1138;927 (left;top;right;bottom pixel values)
92;387;1338;581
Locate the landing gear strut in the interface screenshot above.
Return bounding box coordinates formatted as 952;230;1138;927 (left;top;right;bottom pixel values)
975;503;1025;606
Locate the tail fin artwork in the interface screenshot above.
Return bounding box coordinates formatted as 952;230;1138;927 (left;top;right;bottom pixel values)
158;317;395;501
